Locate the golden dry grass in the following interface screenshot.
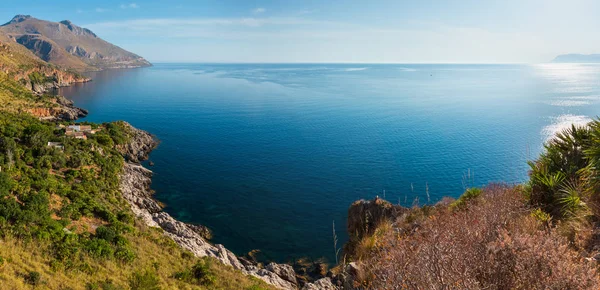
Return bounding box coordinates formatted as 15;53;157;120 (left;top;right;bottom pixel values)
0;225;274;290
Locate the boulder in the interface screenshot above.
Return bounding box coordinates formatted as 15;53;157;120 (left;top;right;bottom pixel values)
302;278;338;290
267;262;298;285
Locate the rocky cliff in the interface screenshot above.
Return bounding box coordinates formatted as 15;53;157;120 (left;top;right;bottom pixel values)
27;95;88;121
117;124;338;289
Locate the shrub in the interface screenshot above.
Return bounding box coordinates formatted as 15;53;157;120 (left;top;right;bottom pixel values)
85;239;115;259
86;279;122;290
129;270;161;290
173;258;216;286
531;208;552;224
114;247;136;263
450;187;482;210
363;185;600;289
25;270;41;285
95;226;117;243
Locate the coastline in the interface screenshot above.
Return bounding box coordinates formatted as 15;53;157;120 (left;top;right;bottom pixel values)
44;65;342;289
117;123;325;289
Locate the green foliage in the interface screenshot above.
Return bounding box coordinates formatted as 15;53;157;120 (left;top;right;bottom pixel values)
531;208;552;224
25;270;41;285
527;122;599;219
86;279;123;290
173;257;217;286
246;285;269;290
129;270;161;290
450;188;483;210
0;112;148;268
28;71;51;85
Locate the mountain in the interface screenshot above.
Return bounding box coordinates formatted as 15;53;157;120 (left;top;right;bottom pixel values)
0;15;150;71
551;53;600;63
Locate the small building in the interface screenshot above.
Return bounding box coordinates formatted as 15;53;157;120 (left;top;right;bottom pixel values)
47;142;64;151
66;131;87;140
67;125;93;133
73;132;87;140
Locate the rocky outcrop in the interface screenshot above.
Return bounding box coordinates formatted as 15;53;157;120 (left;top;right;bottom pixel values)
302;278;338;290
117;125;330;290
347;197;405;243
116;122;159;163
27;95;88;121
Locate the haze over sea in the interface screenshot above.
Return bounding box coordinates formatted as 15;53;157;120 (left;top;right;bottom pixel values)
58;63;600;262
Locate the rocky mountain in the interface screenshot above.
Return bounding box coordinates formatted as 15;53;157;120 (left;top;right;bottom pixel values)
552;53;600;63
0;15;150;71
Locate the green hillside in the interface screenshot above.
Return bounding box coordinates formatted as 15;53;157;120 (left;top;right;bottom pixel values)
0;33;272;289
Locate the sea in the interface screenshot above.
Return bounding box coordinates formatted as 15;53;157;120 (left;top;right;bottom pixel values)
57;63;600;262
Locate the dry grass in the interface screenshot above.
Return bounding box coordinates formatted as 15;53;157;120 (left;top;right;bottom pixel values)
357;185;600;289
0;226;274;290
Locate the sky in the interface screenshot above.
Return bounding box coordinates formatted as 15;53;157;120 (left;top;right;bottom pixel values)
2;0;600;63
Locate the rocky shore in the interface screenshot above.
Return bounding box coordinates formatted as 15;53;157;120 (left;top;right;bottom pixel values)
117;123;337;289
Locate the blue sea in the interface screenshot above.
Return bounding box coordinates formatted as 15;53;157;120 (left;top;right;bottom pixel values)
58;63;600;262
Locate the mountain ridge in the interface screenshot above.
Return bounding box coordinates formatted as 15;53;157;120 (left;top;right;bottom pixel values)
0;14;150;71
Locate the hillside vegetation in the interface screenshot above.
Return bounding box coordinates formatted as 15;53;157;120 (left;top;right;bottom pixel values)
342;122;600;289
0;63;272;289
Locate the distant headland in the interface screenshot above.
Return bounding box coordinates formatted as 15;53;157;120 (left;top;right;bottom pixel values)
551;53;600;63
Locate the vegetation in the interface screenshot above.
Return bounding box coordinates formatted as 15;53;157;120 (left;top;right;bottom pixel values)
28;71;53;85
342;121;600;289
0;76;273;289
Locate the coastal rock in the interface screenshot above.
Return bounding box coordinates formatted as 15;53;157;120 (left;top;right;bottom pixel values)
118;127;300;289
347;197;404;240
267;262;298;285
255;269;297;290
52;95;88;120
301;278;338;290
116;122;159;163
26;95;88;121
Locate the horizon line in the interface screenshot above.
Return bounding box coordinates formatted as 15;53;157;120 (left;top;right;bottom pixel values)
146;61;555;65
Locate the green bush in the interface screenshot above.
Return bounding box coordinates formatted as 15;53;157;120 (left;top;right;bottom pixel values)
531;208;552;224
25;270;41;285
115;247;136;263
129;270;161;290
86;279;123;290
95;226;118;243
173;257;216;286
85;239;115;259
450;188;482;210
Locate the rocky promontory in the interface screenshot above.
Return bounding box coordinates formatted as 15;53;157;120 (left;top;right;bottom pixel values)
27;95;88;121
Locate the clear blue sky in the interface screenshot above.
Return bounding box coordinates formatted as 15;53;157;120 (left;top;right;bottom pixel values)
2;0;599;63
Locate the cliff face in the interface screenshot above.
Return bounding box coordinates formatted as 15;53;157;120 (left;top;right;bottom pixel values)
117;124;337;290
16;68;90;94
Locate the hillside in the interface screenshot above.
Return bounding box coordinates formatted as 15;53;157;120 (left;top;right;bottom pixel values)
0;15;150;71
0;15;324;288
0;15;279;290
0;60;276;288
552;53;600;63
